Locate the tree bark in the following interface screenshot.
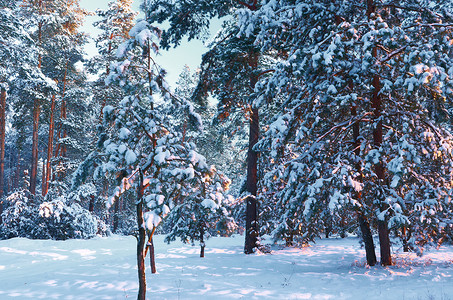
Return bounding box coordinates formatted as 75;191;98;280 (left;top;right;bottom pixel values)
358;214;377;266
41;158;46;194
200;227;205;258
0;87;6;198
136;170;147;300
148;233;157;274
60;62;68;158
113;195;120;233
371;57;392;266
30;0;43;196
366;0;391;266
144;228;157;274
244;50;260;254
351;104;377;266
244;107;259;254
29;98;41;195
0;87;5;224
89;195;95;212
43;94;56;196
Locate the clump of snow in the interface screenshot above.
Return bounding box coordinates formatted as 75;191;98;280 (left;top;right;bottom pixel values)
125;149;137;164
143;211;162;229
201;198;219;210
119;127;131;140
116;42;129;58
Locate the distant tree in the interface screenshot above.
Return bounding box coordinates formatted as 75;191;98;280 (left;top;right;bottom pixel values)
90;0;137;117
164;164;237;257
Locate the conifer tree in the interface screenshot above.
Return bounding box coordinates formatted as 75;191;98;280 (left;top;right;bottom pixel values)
83;14;229;298
86;0;137;232
147;0;265;254
237;0;453;265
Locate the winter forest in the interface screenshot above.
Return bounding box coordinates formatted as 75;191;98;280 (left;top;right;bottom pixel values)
2;0;453;299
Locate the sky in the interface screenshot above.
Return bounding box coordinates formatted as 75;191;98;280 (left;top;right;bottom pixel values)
78;0;217;87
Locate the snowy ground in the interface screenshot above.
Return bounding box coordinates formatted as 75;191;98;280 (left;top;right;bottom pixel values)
0;235;452;299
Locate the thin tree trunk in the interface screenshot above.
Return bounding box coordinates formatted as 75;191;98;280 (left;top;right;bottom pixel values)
244;51;260;254
0;87;6;198
89;195;95;212
29;98;40;195
367;0;392;266
402;226;410;252
144;228;157;274
99;37;114;123
15;151;20;190
200;227;205;258
53;61;69;180
41;159;46;194
113;195;120;233
351;104;377;266
31;0;43;196
244;107;259;254
0;87;5;224
61;62;68;158
148;233;157;274
43;94;56;196
371;54;392;266
136;170;146;300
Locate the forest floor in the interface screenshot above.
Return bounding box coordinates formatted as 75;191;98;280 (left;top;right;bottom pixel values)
0;234;452;299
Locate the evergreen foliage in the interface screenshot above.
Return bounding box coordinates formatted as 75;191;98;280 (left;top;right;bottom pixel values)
0;190;101;240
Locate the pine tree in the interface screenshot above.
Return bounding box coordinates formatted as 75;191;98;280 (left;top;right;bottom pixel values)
237;0;453;265
147;0;266;254
90;0;137;118
83;0;138;231
86;15;228;299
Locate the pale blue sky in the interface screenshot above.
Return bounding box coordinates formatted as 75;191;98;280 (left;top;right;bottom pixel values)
79;0;216;87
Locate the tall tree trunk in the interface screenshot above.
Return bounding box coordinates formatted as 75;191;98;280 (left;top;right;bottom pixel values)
244;51;260;254
244;106;259;254
99;37;114;123
136;170;147;300
41;159;46;194
144;227;157;274
0;87;5;224
61;62;68;158
371;55;392;266
29;99;40;195
351;104;377;266
31;0;43;196
367;0;392;267
43;94;56;196
53;61;69;180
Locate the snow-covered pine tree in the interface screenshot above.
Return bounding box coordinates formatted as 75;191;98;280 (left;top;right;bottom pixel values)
37;0;91;194
174;65;246;196
237;0;453;265
147;0;272;254
164;162;236;257
0;0;28;216
90;0;137;119
92;15;231;299
82;0;138;231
